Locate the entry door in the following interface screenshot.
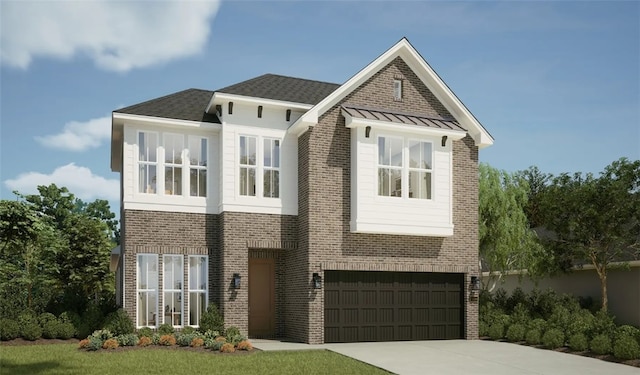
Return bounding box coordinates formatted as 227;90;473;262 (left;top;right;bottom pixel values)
248;258;275;337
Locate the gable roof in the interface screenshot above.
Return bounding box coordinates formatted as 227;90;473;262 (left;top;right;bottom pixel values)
215;74;340;105
290;38;494;148
115;88;219;123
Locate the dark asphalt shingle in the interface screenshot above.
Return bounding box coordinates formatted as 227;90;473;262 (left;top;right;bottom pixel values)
114;88;219;123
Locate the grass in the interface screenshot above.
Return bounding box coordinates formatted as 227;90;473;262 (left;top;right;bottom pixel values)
0;344;390;375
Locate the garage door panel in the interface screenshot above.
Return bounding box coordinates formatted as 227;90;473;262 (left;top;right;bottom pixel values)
324;271;463;343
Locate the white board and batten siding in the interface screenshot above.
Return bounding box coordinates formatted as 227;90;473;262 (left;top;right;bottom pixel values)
350;126;454;237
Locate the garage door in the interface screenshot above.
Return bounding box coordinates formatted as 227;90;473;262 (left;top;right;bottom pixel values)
324;271;463;343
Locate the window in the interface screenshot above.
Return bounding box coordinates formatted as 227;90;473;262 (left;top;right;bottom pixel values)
137;254;158;327
163;255;183;326
393;80;402;101
263;138;280;198
164;134;183;195
378;136;433;199
408;141;432;199
239;136;257;196
189;137;207;197
188;256;208;327
378;136;403;197
138;132;158;194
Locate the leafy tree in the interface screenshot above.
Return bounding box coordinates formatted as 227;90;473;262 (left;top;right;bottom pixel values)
479;163;546;290
537;158;640;311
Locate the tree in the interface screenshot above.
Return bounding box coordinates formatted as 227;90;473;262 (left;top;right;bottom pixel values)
537;158;640;311
479;163;546;290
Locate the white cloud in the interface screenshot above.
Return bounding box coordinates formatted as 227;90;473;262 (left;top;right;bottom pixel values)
4;163;119;201
35;116;111;151
0;1;220;72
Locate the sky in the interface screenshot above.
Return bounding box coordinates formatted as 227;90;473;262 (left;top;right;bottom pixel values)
1;0;639;213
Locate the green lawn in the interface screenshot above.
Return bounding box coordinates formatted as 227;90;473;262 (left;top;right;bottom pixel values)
0;344;390;375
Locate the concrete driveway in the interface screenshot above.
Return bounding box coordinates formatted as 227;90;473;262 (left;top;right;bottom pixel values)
252;339;638;375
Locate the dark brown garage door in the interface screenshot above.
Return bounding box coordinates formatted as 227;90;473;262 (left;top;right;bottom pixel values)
324;271;463;343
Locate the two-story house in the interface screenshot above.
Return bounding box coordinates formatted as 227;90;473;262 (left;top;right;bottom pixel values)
110;38;493;344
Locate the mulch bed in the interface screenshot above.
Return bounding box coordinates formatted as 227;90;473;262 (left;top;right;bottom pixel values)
480;337;640;368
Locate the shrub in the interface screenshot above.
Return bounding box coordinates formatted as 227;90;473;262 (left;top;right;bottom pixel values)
103;309;134;336
78;339;90;349
176;333;198;347
0;318;20;341
542;328;565;349
225;326;241;338
488;323;505;340
229;334;247;346
590;334;612;355
479;321;489;337
529;289;558;320
181;326;196;334
90;329;113;341
525;329;542;345
190;338;204;347
215;336;227;343
527;318;547;333
21;321;42;341
237;340;253;351
17;310;37;330
38;313;57;327
614;325;640;344
78;303;105;339
137;336;152;347
613;335;640;360
220;342;235;353
57;322;76;340
41;320;61;339
510;303;530;326
203;329;219;341
506;288;528;314
494;288;508;311
209;340;225;351
137;327;153;338
87;336;103;351
566;310;594;337
199;304;224;333
158;323;174;335
590;310;616;338
151;333;160;345
116;333;138;347
102;338;119;349
506;324;526;342
59;311;80;338
547;306;571;334
568;333;589;351
159;334;176;346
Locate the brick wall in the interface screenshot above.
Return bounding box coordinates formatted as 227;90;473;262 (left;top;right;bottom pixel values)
298;57;480;343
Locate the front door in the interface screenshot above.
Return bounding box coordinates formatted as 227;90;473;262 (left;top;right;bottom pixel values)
248;257;275;337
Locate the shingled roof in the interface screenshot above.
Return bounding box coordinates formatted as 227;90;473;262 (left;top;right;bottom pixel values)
115;88;220;123
216;74;340;105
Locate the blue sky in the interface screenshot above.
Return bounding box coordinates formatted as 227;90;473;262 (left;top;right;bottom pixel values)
1;1;638;212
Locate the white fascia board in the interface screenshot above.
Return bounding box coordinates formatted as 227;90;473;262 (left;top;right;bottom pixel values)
209;92;313;111
351;220;454;237
112;112;221;132
342;110;467;140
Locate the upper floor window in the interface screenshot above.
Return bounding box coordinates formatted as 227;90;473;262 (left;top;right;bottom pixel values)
138;132;158;194
378;136;433;200
137;131;208;197
263;138;280;198
239;135;257;196
189;137;207;197
393;79;402;101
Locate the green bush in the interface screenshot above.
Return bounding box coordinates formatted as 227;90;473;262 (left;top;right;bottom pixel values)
590;310;616;338
542;328;565;349
613;335;640;360
199;304;224;334
527;318;547;333
568;333;589;351
0;318;20;341
21;321;42;341
479;321;489;337
506;324;526;342
158;323;174;335
38;312;57;327
57;322;75;339
78;304;105;339
506;288;528;314
116;333;139;347
528;289;559;320
566;310;594;337
103;309;134;336
90;329;113;341
547;306;571;334
151;333;161;345
590;334;612;355
526;329;542;345
203;329;219;340
209;340;225;351
17;309;38;330
176;332;199;347
614;325;640;344
509;303;530;326
137;327;153;338
41;319;61;339
181;326;196;335
59;311;81;338
488;323;505;340
494;289;508;311
87;336;103;351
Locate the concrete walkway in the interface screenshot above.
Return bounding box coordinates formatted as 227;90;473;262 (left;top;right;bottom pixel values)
252;339;639;375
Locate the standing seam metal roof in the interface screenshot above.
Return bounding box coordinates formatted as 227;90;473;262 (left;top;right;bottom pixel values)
341;105;467;132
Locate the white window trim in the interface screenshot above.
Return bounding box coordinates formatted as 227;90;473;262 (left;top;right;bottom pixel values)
237;134;281;199
136;254;158;329
162;254;184;328
376;134;434;201
263;137;280;198
187;255;208;327
188;135;208;198
162;133;186;196
137;131;159;195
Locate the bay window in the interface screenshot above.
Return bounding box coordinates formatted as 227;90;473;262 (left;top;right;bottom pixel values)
163;255;183;326
378;136;433;200
188;256;208;327
137;254;158;327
